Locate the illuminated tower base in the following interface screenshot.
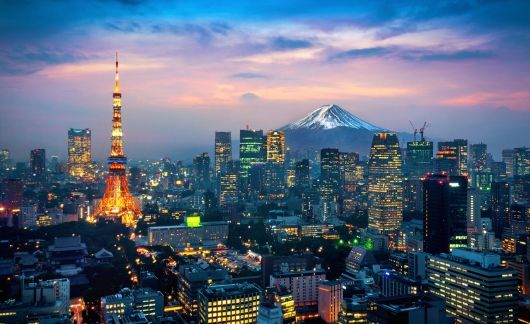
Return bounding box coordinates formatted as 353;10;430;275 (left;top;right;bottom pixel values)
96;171;141;226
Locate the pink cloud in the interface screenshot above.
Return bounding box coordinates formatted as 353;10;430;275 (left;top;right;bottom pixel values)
441;91;530;110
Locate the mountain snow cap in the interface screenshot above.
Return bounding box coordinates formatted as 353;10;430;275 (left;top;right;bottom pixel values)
282;104;384;131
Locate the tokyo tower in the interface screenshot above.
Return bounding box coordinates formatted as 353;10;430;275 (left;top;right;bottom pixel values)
95;53;142;226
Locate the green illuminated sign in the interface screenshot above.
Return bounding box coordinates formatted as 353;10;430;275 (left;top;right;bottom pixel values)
186;215;201;228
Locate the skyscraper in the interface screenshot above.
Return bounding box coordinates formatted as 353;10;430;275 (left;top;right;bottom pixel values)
405;140;433;179
30;148;46;179
469;143;488;180
435;139;468;176
239;129;265;179
266;131;286;164
218;162;238;219
368;132;403;233
67;128;94;181
240;129;265;200
319;148;341;222
294;159;310;192
0;149;10;175
193;153;210;191
502;149;515;178
214;131;232;176
95;54;141;226
422;174;468;254
513;147;530;177
491;181;510;238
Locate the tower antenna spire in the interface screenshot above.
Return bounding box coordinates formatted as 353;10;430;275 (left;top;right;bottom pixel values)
114;51;120;93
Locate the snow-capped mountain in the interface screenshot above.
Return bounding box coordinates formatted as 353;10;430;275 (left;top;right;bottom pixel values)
281;104;384;131
278;104;401;156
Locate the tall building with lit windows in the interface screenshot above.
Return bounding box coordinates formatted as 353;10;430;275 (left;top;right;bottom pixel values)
0;149;10;175
30;148;46;179
218;162;238;218
422;174;468;254
367;132;403;233
214;131;232;175
405;140;433;179
192;152;210;190
240;129;265;199
266;130;286;164
67;128;94;181
198;283;261;324
318;280;342;323
435;139;468;176
240;129;265;178
427;248;518;324
513;147;530;181
319;148;341;221
491;181;510;238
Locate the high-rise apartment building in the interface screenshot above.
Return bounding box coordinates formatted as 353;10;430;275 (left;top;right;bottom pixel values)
368;133;403;233
67;128;94;181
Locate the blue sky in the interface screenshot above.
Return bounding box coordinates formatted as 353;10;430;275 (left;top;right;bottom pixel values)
0;0;529;160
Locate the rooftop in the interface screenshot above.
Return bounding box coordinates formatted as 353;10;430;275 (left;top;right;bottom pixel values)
200;283;261;299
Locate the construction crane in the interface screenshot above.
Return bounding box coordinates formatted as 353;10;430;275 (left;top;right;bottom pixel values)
419;122;431;141
409;121;418;141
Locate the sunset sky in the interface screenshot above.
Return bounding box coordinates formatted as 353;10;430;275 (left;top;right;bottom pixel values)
1;0;529;160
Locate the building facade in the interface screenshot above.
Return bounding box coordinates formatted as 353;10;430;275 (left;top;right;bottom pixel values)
367;132;403;233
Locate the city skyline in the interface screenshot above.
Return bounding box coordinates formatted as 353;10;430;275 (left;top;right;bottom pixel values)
2;2;530;323
1;1;530;160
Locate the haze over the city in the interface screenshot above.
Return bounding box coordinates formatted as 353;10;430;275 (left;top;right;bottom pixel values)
1;0;529;160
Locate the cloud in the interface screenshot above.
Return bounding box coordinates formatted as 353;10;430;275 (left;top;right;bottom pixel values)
233;48;322;64
403;49;495;62
148;22;231;44
440;91;530;110
329;47;389;61
240;92;260;102
230;72;269;79
104;21;141;33
0;47;94;76
271;37;312;51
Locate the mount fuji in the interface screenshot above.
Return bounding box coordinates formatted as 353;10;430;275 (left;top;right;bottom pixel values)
279;104;403;156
